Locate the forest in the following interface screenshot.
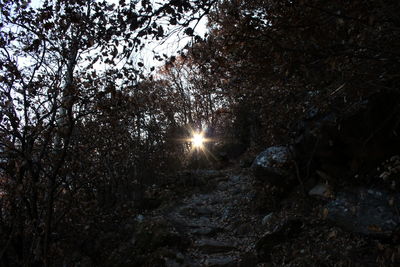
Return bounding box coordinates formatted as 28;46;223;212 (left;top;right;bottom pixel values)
1;0;400;266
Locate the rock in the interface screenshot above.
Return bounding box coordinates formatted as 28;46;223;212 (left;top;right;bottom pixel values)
195;239;236;253
252;146;291;173
215;176;230;183
204;255;236;266
136;214;145;222
165;258;182;267
325;188;400;237
251;146;292;186
187;216;212;228
235;223;253;235
261;213;274;226
217;181;230;191
231;175;241;183
221;208;230;220
180;206;213;217
305;106;319;120
190;226;219;236
309;184;332;199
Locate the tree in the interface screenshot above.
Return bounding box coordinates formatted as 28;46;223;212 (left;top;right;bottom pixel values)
0;0;217;265
184;0;400;146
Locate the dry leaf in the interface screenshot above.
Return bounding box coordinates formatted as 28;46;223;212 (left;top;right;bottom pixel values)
322;208;329;219
327;230;337;240
368;225;382;232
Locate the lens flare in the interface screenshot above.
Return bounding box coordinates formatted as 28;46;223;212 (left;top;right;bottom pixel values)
191;133;204;148
184;127;217;161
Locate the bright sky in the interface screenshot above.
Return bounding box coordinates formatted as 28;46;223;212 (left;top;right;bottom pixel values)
29;0;208;70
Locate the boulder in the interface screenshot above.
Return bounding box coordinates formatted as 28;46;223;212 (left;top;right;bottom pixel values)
308;183;333;199
251;146;292;185
325;188;400;237
261;213;274;226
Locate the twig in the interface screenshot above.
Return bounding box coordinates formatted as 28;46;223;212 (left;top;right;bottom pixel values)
330;83;346;96
292;159;306;196
306;137;320;183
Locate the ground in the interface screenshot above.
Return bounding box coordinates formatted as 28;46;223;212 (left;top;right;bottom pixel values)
96;164;400;267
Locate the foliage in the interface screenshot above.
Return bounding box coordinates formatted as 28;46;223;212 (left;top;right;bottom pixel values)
1;0;399;265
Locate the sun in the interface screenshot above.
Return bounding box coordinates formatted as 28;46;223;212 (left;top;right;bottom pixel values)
191;133;205;148
185;128;216;160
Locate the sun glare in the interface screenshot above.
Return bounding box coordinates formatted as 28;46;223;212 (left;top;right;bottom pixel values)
191;133;204;148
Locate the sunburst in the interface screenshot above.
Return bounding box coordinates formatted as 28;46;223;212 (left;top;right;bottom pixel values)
191;132;205;149
182;127;217;162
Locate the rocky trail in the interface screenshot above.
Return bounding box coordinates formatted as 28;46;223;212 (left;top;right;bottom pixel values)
127;168;265;266
123;160;400;266
162;169;261;266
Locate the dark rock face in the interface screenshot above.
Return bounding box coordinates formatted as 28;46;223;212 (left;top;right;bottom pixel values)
326;188;400;237
251;146;293;186
294;90;400;182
